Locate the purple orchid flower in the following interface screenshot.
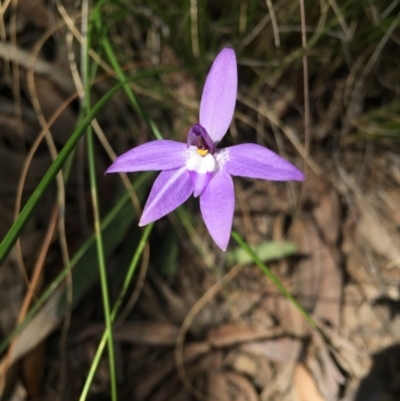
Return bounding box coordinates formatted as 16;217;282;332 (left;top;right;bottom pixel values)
106;48;304;251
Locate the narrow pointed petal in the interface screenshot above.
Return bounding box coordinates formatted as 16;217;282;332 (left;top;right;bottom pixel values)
199;48;237;144
216;144;305;181
200;171;234;251
139;167;193;226
106;140;187;174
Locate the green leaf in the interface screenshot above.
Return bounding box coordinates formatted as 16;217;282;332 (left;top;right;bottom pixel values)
226;240;298;265
5;185;145;365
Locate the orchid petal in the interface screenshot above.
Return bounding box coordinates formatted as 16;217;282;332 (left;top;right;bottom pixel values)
200;171;234;251
216;144;305;181
139;167;193;226
189;171;213;197
106;140;187;174
199;48;237;144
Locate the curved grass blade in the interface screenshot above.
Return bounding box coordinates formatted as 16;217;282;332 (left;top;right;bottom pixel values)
0;70;169;267
231;231;319;330
79;223;153;401
0;174;149;356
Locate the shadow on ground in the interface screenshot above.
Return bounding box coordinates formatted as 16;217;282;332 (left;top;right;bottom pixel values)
355;344;400;401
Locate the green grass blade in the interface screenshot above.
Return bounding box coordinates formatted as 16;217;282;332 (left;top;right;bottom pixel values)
0;69;168;267
0;83;120;266
0;176;148;355
87;129;117;401
85;7;118;399
79;224;153;401
231;231;319;330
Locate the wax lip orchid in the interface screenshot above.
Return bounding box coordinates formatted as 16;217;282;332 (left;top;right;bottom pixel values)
106;48;304;251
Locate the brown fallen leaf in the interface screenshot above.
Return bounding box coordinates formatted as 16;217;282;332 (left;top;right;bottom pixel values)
225;348;274;392
76;321;180;346
307;338;345;401
323;322;368;379
21;343;45;399
355;197;400;264
293;363;326;401
135;342;210;401
338;165;400;266
313;188;341;246
207;323;282;348
225;350;258;378
207;371;228;401
207;371;258;401
291;218;342;328
240;337;301;364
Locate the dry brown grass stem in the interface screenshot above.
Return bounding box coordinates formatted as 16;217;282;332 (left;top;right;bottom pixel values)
26;18;71;295
10;0;23;144
299;0;310;158
265;0;280;47
175;263;243;401
238;94;322;176
0;207;58;392
190;0;200;58
116;241;150;324
0;1;11;83
55;2;114;76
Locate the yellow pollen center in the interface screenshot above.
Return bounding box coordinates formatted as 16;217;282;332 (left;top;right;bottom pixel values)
196;148;209;156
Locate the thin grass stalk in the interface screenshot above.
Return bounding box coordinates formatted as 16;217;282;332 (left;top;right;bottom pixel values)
231;231;318;330
84;6;117;400
0;81;130;266
86;126;118;401
79;224;153;401
0;177;148;355
0;61;168;266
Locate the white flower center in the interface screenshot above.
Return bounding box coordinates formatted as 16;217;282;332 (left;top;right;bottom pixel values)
186;148;216;174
